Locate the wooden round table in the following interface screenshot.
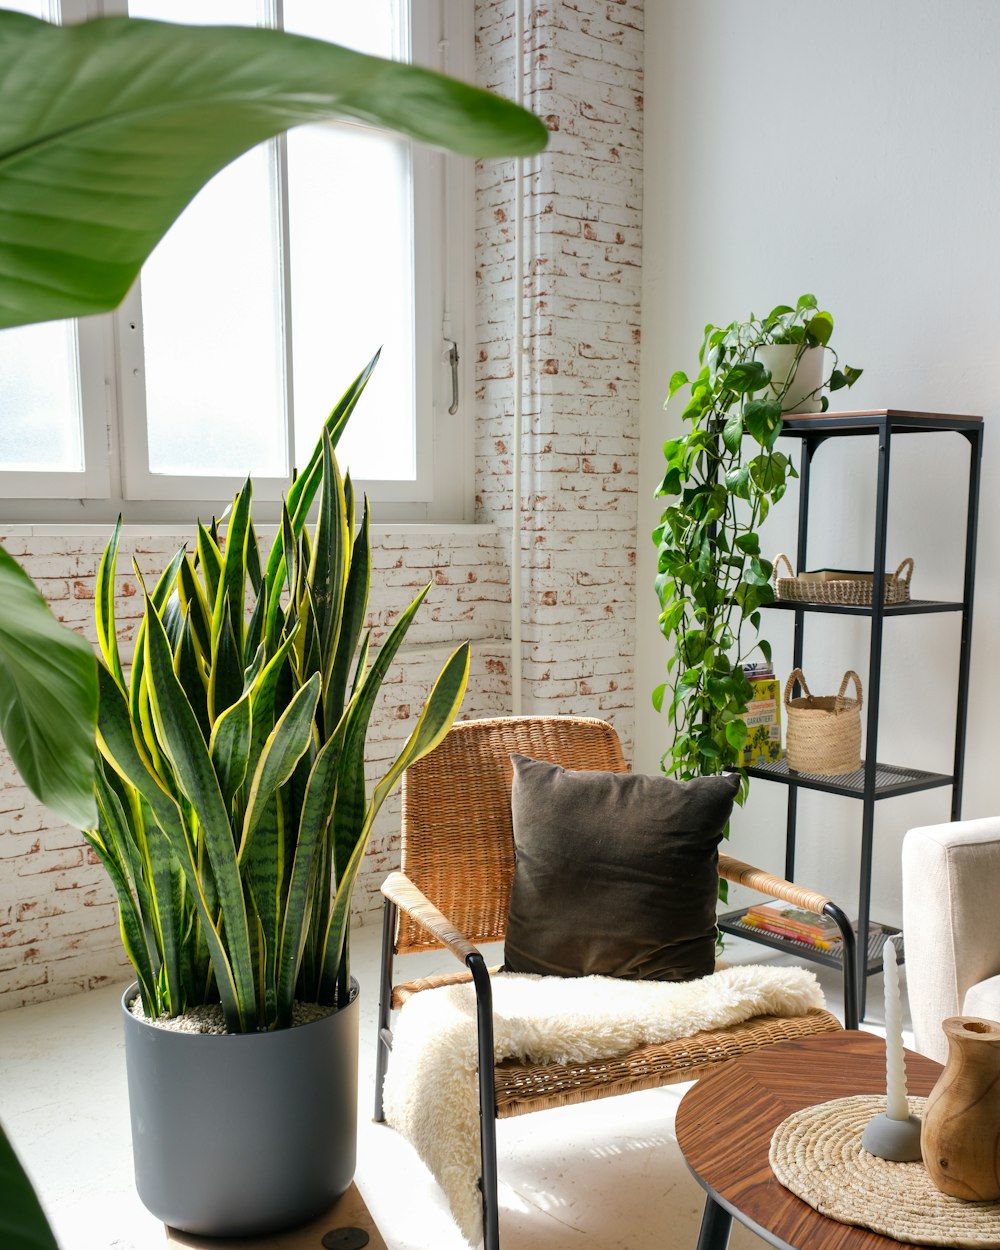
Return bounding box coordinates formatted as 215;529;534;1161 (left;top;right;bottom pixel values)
675;1030;942;1250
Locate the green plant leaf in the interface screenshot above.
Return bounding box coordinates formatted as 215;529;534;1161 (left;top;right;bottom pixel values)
87;767;159;1015
0;1121;59;1250
328;493;371;724
796;293;817;310
805;310;834;346
0;546;97;829
743;398;783;449
667;370;689;397
722;360;769;395
0;12;548;329
721;411;744;454
274;720;348;1021
263;354;379;603
142;598;255;1031
95;516;125;692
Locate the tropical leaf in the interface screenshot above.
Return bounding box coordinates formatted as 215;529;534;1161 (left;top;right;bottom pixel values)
0;547;97;829
0;1122;58;1250
0;14;548;328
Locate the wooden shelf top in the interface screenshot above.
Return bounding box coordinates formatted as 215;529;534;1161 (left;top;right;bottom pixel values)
780;408;983;429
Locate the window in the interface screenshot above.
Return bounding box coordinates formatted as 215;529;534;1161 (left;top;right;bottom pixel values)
0;0;475;523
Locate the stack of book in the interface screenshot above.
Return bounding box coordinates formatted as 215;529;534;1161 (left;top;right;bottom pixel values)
740;899;842;950
738;664;783;767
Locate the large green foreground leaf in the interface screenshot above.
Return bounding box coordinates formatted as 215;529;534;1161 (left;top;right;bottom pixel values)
0;548;96;829
0;1121;59;1250
0;11;548;328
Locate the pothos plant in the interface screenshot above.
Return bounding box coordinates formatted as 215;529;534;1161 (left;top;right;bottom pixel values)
652;295;863;790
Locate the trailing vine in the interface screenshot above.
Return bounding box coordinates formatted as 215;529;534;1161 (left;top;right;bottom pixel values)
652;295;863;788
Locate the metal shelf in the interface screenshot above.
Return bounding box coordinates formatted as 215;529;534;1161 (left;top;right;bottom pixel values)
743;758;954;799
736;409;983;1020
765;598;964;617
720;910;902;978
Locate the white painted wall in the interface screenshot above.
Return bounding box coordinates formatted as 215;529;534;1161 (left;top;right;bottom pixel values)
636;1;1000;929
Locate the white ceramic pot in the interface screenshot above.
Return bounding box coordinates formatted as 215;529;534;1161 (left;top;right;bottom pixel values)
756;343;826;414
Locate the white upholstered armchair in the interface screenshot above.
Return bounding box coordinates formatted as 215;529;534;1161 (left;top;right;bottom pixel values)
901;817;1000;1063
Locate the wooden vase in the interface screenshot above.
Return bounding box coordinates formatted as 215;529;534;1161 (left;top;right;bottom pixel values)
921;1016;1000;1199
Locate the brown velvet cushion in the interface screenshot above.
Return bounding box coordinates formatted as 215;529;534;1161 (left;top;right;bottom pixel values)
503;755;740;981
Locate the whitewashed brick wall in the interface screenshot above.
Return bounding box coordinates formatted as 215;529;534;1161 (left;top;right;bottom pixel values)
0;525;510;1010
476;0;643;757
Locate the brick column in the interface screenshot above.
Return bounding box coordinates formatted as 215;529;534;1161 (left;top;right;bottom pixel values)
476;0;643;755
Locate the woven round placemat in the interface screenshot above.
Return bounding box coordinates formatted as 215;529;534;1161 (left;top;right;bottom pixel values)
769;1095;1000;1247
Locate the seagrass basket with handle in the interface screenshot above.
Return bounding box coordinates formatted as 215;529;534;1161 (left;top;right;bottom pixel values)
784;668;863;776
772;553;913;606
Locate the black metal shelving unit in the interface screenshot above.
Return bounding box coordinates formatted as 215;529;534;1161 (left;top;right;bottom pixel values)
719;409;983;1018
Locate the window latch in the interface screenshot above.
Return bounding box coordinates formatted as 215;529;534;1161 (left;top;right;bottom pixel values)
445;339;459;415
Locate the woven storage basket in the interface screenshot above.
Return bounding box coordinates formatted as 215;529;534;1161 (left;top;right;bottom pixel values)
772;553;913;606
784;668;863;776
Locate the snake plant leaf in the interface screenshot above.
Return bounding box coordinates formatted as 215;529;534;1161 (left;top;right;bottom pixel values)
178;555;212;663
308;435;350;727
0;14;548;328
369;643;471;817
87;768;159;1014
173;612;210;744
0;1122;59;1250
328;492;371;724
240;674;320;859
0;547;97;830
315;643;471;1000
142;599;256;1030
209;691;253;812
212;479;252;660
196;524;223;606
263;352;380;601
332;584;431;879
95;516;125;692
208;607;244;726
275;720;348;1020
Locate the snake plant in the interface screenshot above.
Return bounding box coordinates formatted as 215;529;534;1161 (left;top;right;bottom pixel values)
84;356;470;1033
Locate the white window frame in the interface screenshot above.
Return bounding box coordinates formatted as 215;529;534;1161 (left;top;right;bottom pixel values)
0;0;475;526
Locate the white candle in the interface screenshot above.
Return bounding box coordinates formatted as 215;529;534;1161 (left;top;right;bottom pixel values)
883;935;909;1121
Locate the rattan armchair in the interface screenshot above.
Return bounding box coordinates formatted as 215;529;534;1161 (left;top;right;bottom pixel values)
374;715;857;1250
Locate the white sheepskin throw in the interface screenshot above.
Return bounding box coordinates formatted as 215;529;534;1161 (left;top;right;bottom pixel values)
381;964;824;1244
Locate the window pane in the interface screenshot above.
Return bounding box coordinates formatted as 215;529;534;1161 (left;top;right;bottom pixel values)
282;1;396;56
0;322;84;472
128;0;286;481
286;127;415;480
283;1;415;481
128;0;259;25
136;147;286;479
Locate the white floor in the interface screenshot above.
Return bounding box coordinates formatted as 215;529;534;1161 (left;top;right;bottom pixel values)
0;921;910;1250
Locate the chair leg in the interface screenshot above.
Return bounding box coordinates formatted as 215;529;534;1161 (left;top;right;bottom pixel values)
373;896;397;1123
824;900;860;1030
468;952;500;1250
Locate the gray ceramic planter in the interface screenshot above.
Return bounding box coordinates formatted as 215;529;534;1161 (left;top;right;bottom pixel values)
121;982;359;1237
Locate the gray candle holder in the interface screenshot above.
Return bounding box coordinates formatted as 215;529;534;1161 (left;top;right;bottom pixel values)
861;1110;923;1162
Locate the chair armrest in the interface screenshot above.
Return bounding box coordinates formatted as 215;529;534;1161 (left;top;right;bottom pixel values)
719;853;831;915
381;870;483;966
903;817;1000;1062
719;852;858;1030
